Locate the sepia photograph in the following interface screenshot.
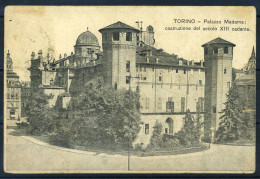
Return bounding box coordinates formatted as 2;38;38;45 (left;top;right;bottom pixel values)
4;6;256;173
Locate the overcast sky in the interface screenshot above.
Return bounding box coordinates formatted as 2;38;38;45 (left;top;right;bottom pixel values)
4;6;256;81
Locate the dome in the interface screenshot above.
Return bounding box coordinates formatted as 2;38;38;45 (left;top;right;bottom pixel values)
76;30;99;46
146;25;154;33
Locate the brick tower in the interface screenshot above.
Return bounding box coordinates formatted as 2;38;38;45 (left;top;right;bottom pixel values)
99;21;140;90
202;37;236;141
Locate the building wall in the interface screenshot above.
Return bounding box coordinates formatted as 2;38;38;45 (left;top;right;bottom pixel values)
133;113;204;148
137;65;205;113
101;30;138;90
6;86;21;120
204;45;233;138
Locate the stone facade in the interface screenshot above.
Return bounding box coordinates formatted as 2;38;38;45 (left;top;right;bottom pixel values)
28;21;239;147
6;51;21;120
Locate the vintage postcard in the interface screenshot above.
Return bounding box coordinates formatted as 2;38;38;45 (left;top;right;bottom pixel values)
4;6;256;173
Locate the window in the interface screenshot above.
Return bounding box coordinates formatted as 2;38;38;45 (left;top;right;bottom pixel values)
145;97;150;109
142;77;147;80
197;97;204;112
212;106;216;113
103;33;107;41
87;48;92;55
113;31;119;41
144;67;146;72
213;47;218;54
224;68;227;74
140;66;142;72
126;76;130;84
224;47;228;54
11;90;14;99
16;93;19;99
159;76;162;81
7;92;10;99
204;47;208;55
166;101;174;112
199;80;202;85
165;128;168;134
145;124;149;134
136;65;138;72
181;97;185;112
184;69;186;74
126;32;132;41
176;69;178;73
126;61;130;72
227;82;230;89
114;82;117;90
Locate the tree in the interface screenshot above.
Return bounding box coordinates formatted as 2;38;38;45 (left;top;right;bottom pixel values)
149;121;163;150
71;77;141;150
175;109;203;146
215;85;244;142
26;90;59;135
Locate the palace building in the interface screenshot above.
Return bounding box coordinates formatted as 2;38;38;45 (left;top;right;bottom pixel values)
6;51;21;120
28;21;238;147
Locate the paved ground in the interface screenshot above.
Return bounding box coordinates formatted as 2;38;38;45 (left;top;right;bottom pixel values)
4;128;255;173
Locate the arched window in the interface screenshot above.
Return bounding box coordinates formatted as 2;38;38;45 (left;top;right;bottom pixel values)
165;118;174;135
224;68;227;74
224;47;228;54
126;32;132;41
213;47;218;54
113;32;119;41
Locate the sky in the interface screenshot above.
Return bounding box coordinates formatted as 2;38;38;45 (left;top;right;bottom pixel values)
4;6;256;81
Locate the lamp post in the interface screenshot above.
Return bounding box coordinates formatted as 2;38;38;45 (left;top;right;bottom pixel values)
127;75;140;171
210;127;215;144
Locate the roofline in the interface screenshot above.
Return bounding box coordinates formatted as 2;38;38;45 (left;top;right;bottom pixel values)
136;62;205;69
201;43;236;47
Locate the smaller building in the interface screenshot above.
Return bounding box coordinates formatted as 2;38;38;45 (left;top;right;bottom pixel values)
21;81;31;117
234;47;256;111
6;51;21;120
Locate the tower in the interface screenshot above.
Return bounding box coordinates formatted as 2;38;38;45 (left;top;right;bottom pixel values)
99;21;140;90
202;37;236;140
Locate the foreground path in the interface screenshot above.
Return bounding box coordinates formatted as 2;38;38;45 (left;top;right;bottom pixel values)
4;129;255;173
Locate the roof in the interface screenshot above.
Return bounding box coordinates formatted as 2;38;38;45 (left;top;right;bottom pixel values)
76;30;99;46
235;74;255;86
7;71;19;78
99;21;140;33
136;43;204;69
202;37;236;47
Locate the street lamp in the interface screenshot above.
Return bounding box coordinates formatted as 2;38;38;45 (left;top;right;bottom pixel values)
127;75;140;171
210;127;215;144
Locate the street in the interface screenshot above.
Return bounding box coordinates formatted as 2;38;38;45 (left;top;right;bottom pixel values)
4;128;255;173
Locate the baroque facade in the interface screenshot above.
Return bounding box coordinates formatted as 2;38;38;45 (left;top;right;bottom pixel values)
6;51;21;120
28;21;239;147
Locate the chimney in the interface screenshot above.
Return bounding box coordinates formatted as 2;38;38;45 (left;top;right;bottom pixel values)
156;57;159;63
187;61;190;66
200;60;203;67
179;60;183;65
38;50;42;58
38;50;43;68
191;60;194;66
71;52;73;56
64;53;67;58
31;52;35;60
59;54;62;60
